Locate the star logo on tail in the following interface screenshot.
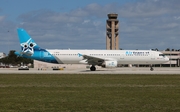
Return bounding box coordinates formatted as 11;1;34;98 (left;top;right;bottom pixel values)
20;38;37;55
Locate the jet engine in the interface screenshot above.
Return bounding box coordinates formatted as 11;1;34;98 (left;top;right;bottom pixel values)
101;61;117;68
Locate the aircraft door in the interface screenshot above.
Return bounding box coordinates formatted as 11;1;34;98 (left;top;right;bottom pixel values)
120;54;124;59
151;52;155;60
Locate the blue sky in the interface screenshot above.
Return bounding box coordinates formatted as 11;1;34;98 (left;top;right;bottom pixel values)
0;0;180;54
1;0;133;22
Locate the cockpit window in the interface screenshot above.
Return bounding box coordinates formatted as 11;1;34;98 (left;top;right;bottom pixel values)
159;54;165;57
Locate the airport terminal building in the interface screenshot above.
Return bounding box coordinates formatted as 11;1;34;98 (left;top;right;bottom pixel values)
0;52;6;59
132;50;180;67
160;51;180;67
0;52;6;67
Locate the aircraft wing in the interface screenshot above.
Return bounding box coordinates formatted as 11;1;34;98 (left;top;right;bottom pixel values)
81;54;104;65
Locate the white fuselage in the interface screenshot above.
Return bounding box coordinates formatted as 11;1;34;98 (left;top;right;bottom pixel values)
46;49;169;65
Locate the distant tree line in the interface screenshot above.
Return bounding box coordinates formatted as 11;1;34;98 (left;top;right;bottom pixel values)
164;48;180;51
0;50;33;66
151;48;180;51
120;48;180;51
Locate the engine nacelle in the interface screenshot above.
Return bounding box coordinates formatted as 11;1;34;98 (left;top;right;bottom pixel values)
102;61;117;68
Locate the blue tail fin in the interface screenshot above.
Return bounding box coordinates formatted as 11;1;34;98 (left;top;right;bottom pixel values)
16;28;58;63
17;28;40;56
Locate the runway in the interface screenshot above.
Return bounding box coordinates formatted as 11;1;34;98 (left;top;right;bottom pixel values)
0;67;180;74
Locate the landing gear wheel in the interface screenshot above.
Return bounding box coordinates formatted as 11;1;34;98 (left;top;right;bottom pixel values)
149;64;154;71
150;67;154;71
90;66;96;71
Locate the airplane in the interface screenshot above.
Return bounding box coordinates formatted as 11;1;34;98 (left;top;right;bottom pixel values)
15;28;169;71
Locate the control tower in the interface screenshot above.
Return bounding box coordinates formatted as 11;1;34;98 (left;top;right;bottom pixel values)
106;13;119;50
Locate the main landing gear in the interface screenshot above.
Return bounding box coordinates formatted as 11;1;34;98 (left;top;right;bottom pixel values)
90;65;96;71
150;65;154;71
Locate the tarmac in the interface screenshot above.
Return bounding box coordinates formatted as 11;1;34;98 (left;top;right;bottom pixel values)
0;67;180;74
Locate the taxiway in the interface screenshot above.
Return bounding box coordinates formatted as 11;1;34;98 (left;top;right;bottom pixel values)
0;67;180;74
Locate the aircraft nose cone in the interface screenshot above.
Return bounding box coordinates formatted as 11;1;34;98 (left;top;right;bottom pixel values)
166;57;169;61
